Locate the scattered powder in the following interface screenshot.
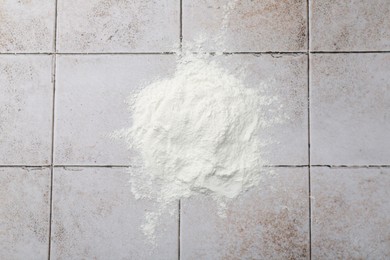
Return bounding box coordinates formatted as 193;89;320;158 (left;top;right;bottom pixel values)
115;53;281;242
112;0;283;245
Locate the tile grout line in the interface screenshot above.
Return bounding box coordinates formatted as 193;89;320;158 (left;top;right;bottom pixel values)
178;1;183;259
48;0;59;259
307;0;312;259
1;164;390;168
178;200;181;260
1;51;389;56
180;0;183;49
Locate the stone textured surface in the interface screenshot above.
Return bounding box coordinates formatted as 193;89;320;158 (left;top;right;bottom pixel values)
213;54;308;165
54;55;176;165
0;167;50;259
311;54;390;165
311;167;390;259
181;167;309;259
0;0;55;52
57;0;180;52
183;0;307;52
311;0;390;51
1;0;390;258
51;167;178;259
0;55;53;165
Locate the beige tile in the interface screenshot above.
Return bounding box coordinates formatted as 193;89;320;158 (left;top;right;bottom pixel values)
213;54;308;165
311;167;390;259
181;167;309;259
54;55;176;165
310;54;390;165
0;0;55;52
310;0;390;51
51;167;178;259
0;167;50;259
183;0;307;52
0;56;53;165
57;0;180;52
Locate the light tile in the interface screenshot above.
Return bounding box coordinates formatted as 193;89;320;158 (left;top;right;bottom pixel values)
183;0;307;52
54;55;176;165
214;54;308;165
311;54;390;165
311;167;390;259
0;0;55;52
0;56;53;165
51;167;178;259
0;167;50;259
57;0;180;52
311;0;390;51
181;167;309;259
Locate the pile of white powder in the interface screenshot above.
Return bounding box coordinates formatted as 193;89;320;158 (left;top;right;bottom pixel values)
115;53;279;242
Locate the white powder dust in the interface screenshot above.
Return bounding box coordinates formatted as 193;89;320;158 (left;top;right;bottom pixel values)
115;53;280;242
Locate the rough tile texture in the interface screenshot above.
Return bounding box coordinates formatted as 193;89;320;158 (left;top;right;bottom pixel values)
54;55;176;165
213;54;308;165
183;0;307;52
0;167;50;259
311;167;390;259
0;0;55;52
57;0;179;52
311;0;390;51
181;167;309;259
51;167;178;259
311;54;390;165
0;56;53;165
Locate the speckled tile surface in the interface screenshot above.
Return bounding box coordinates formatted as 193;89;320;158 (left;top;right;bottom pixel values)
311;167;390;259
181;167;309;259
54;55;176;165
311;54;390;165
310;0;390;51
0;55;53;165
57;0;180;53
0;0;55;53
1;0;390;258
0;167;50;259
51;167;178;259
183;0;307;52
212;54;308;165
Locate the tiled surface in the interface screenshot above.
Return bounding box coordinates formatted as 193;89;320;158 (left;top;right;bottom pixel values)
0;167;50;259
311;54;390;165
57;0;180;53
181;167;309;259
0;56;53;165
54;54;307;166
54;55;176;165
0;0;55;53
1;0;390;258
51;167;178;259
311;167;390;259
310;0;390;51
183;0;307;52
213;54;308;165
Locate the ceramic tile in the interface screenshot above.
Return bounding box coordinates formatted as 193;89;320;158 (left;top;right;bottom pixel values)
51;167;178;259
310;0;390;51
0;55;53;165
213;54;308;165
311;167;390;259
0;167;50;259
311;54;390;165
183;0;307;52
181;167;309;259
0;0;55;52
57;0;180;52
54;55;176;165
